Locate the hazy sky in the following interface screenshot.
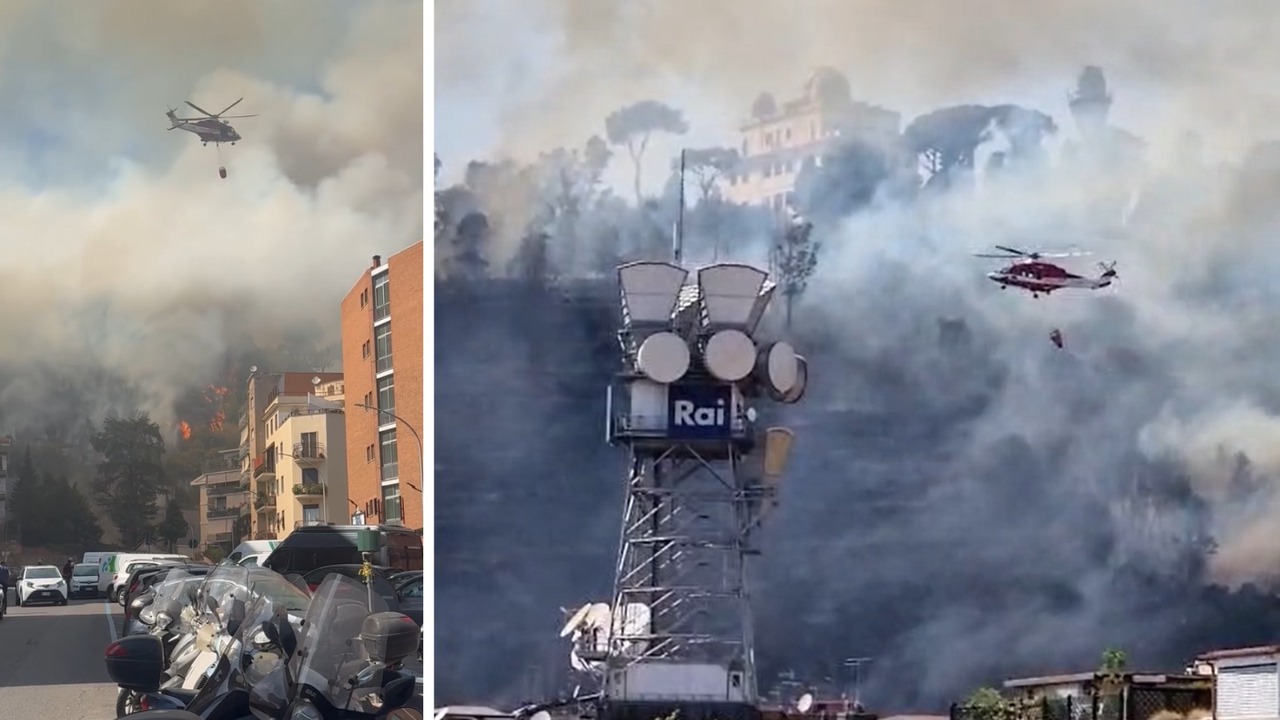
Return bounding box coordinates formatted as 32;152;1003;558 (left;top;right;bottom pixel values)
0;0;423;431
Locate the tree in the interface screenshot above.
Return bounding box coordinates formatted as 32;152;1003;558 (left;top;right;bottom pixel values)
7;446;38;544
452;211;492;280
771;218;821;331
605;100;689;206
960;687;1011;720
680;147;741;203
91;414;167;548
156;498;190;552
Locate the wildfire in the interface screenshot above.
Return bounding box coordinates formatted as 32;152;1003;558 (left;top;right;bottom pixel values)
204;385;230;404
209;410;225;432
179;421;193;441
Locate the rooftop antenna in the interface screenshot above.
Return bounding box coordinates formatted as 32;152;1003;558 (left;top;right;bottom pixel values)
673;149;686;266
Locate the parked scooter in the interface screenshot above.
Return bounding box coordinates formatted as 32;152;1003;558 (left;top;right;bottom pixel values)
107;573;420;719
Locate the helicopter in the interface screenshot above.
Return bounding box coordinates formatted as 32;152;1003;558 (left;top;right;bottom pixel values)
974;245;1118;299
165;97;256;146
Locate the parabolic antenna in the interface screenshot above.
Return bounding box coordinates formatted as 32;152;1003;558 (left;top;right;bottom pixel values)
636;331;690;384
611;601;652;656
758;341;798;396
779;355;808;404
532;711;552;720
559;604;591;638
797;693;815;714
704;329;756;382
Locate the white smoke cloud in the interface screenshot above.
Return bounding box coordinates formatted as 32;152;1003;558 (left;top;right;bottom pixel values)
0;0;422;433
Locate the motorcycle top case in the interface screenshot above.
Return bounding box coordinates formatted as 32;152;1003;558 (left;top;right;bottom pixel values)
104;633;166;692
360;612;421;664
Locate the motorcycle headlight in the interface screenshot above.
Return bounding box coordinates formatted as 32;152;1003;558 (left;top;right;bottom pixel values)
288;700;323;720
156;612;172;629
139;607;156;625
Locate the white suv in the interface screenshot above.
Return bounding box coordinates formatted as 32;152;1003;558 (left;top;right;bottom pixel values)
17;565;67;607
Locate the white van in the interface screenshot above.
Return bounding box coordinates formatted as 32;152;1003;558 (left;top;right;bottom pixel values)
227;540;277;564
99;553;189;600
82;551;114;568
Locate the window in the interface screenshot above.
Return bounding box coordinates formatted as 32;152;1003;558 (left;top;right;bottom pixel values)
364;392;373;408
302;504;321;525
382;483;402;524
301;468;319;485
299;431;318;457
366;444;375;462
374;323;393;373
212;496;227;510
377;374;396;418
373;273;390;322
362;341;370;359
380;428;399;482
360;289;367;308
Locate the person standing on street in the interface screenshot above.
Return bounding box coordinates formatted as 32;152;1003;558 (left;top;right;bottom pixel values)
0;559;10;603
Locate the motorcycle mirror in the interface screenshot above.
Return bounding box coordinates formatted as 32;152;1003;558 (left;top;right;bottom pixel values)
226;598;247;637
275;615;298;658
260;619;281;645
376;676;418;717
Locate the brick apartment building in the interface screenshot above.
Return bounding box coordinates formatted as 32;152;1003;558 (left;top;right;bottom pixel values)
340;241;423;530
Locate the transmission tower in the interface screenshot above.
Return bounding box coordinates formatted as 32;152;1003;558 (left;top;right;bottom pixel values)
577;260;808;720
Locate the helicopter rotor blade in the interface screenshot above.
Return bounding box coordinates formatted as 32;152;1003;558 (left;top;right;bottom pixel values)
973;253;1020;259
217;114;258;119
185;100;217;118
217;97;244;116
993;245;1030;257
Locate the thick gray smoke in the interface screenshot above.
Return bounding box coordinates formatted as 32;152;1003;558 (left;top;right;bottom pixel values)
435;0;1280;712
0;0;422;437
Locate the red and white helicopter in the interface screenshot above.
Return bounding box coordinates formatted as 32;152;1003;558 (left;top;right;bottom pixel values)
974;245;1118;299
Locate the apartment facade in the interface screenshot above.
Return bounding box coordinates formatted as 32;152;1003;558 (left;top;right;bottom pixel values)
340;242;424;529
722;67;900;212
240;371;348;540
191;449;248;551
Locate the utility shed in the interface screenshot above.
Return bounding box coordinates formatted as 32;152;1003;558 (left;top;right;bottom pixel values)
999;671;1211;720
1197;645;1280;720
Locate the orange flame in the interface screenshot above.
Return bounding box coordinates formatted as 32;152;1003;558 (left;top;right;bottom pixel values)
203;385;230;404
209;410;225;432
179;421;192;441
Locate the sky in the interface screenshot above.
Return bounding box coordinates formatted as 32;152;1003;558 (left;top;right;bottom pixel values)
0;0;424;433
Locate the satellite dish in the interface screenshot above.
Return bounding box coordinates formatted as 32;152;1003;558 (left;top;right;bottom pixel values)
532;712;552;720
559;604;591;638
249;365;258;373
636;331;691;384
311;376;322;386
797;693;815;714
759;342;798;396
704;329;756;382
779;355;808;404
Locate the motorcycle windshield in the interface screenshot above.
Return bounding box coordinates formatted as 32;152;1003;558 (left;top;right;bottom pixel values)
245;566;311;616
149;569;197;633
190;586;289;718
197;564;251;629
289;573;392;712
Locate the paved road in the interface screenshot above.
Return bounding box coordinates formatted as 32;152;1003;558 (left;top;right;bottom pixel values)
0;588;121;720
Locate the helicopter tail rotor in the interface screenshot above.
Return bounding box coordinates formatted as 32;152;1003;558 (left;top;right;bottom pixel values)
1098;261;1118;279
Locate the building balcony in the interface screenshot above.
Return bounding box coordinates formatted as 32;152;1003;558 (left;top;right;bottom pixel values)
207;506;240;520
239;502;250;517
253;456;276;480
292;482;325;498
208;532;233;544
292;442;326;466
206;482;242;498
239;413;249;430
253;530;276;541
254;492;277;512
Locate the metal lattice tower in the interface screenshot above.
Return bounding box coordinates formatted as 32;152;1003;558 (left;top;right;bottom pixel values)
564;261;808;716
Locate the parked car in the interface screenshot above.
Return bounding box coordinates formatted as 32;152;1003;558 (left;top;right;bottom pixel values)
100;553;189;601
300;564;400;606
69;562;101;599
261;524;423;576
121;562;207;611
17;565;67;606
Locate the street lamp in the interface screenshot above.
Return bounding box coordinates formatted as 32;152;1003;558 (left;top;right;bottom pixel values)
310;377;424;526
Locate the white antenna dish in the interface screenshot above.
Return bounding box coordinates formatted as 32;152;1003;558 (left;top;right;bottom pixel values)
532;711;552;720
779;355;808;404
249;365;258;373
559;604;591;638
759;341;799;396
698;263;769;327
797;693;815;713
704;329;756;382
311;376;322;386
636;331;690;384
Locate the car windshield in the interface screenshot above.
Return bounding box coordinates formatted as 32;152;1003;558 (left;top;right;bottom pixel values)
73;564;98;576
127;562;157;573
26;567;60;579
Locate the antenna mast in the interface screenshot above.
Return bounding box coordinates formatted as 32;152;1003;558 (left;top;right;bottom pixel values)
674;149;686;266
567;260;810;720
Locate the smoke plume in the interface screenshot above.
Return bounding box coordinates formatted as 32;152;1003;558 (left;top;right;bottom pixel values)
435;0;1280;712
0;0;422;436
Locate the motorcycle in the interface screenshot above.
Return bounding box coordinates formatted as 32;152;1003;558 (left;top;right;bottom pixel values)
117;569;210;714
107;573;420;719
